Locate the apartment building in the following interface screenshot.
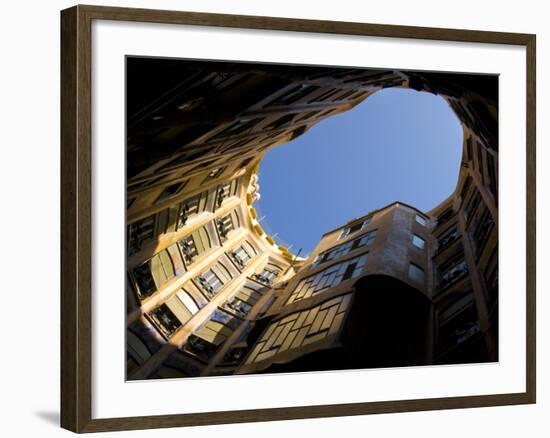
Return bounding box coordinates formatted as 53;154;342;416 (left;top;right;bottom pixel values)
126;58;498;379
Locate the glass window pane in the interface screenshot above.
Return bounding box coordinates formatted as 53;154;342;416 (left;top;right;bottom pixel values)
412;234;425;249
415;214;427;226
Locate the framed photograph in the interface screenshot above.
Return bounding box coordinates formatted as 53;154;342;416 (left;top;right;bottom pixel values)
60;4;536;433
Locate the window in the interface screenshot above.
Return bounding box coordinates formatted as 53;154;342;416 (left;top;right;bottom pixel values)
460;177;472;201
437;226;460;252
203;167;225;182
132;262;156;299
195;269;224;299
464;191;481;221
183;309;241;362
356;229;377;246
177;191;209;229
222;296;252;318
253;263;282;286
436;208;455;225
178;235;198;264
412;234;425;249
149;289;200;338
240;157;254;169
472;208;495;257
288;255;367;304
149;250;176;287
194;261;233;299
340;216;372;239
437;301;480;354
127;215;155;255
149;303;182;338
177;226;212;265
216;210;240;242
415;214;427;227
408;263;425;284
440;258;468;290
314;230;377;267
215;179;239;209
245;293;352;365
132;251;175;300
226;283;264;310
228;241;256;270
155;181;187;204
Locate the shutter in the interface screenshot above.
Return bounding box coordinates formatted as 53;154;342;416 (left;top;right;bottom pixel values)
191;230;206;255
176;289;199;314
198;192;208;213
150;255;168;287
200;226;212;251
243;241;256;256
165;206;178;233
232;209;241;228
206;321;233;339
215;261;233;283
165;295;193;325
195;325;225;345
154;209;169;237
159;250;175;279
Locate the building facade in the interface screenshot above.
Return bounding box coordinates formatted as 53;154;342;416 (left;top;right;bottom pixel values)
126;58;498;379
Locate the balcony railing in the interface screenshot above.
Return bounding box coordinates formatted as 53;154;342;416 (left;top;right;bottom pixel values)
439;260;468;290
436;229;460;255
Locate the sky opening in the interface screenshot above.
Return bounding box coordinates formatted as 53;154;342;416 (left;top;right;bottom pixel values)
256;87;463;255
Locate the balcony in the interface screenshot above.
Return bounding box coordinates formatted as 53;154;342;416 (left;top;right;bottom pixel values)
435;228;460;255
439;259;468;291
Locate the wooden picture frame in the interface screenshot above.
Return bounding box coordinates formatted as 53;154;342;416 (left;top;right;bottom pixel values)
60;4;536;433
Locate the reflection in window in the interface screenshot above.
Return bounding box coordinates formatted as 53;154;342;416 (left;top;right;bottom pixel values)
340;216;372;239
155;181;187;204
228;241;256;270
408;263;425;284
203;167;225;182
437;301;480;355
288;255;367;304
253;263;282;286
148;289;201;338
183;309;241;362
440;258;468;290
149;303;182;338
194;262;233;299
437;226;460;252
412;234;425;249
314;230;377;267
415;214;427;227
216;210;241;243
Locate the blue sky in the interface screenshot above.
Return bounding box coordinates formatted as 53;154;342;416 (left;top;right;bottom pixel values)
256;88;463;255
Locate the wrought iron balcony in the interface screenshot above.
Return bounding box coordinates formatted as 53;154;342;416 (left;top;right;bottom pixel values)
439;260;468;290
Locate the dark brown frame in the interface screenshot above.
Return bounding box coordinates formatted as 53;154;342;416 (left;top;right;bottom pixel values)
60;4;536;433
